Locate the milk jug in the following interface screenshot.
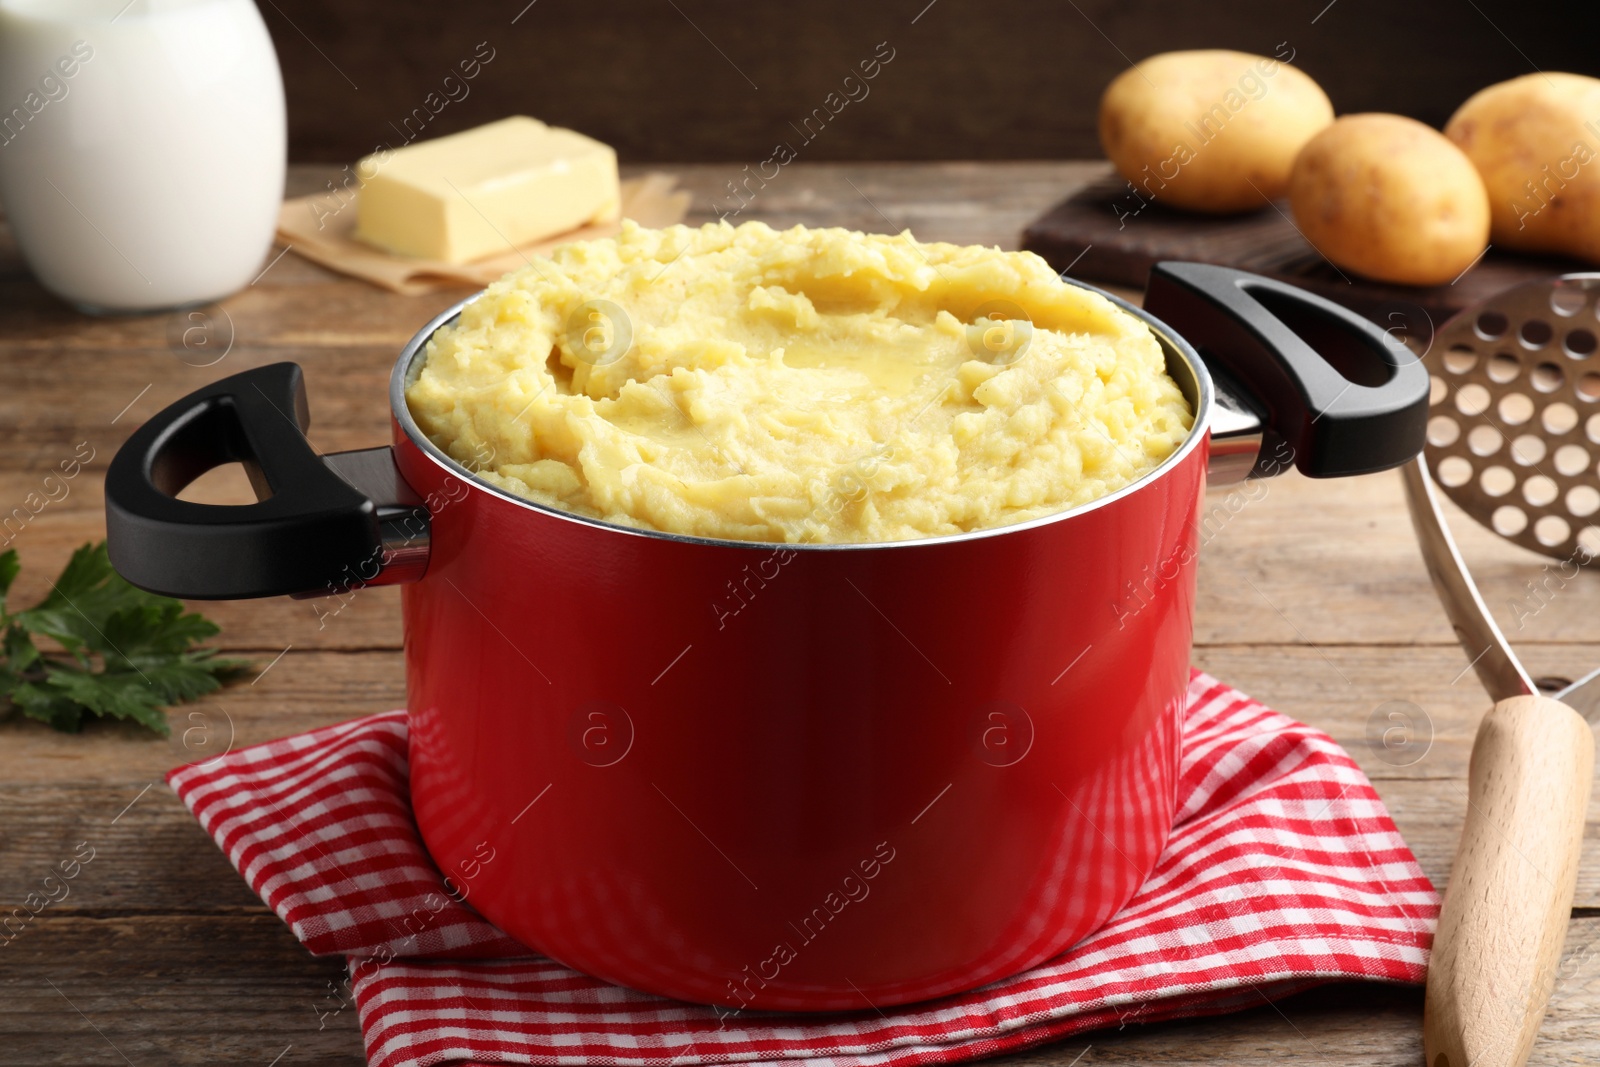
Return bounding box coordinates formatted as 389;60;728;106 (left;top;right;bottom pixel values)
0;0;285;312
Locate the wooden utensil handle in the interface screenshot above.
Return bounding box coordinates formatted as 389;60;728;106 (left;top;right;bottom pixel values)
1424;694;1594;1067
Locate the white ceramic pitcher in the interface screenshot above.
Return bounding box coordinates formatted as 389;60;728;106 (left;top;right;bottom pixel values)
0;0;285;313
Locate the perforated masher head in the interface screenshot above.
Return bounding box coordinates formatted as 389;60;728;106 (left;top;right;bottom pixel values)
1423;275;1600;565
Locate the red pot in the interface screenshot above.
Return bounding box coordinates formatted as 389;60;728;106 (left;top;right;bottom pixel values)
106;263;1426;1011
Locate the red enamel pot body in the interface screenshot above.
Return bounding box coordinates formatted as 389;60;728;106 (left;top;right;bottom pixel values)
394;390;1203;1012
102;263;1429;1013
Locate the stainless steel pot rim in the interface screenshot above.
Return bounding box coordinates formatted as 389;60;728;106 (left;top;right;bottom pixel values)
387;278;1216;553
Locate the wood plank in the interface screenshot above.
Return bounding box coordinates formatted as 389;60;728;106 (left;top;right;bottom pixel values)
3;914;1599;1067
0;915;357;1067
1190;467;1600;650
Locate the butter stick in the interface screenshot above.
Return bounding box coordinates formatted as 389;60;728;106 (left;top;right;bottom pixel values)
354;116;620;263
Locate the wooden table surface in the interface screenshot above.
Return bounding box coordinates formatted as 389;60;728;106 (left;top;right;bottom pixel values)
3;162;1599;1066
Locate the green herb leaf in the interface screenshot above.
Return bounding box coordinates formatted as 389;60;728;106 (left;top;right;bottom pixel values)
1;542;248;736
0;549;19;604
9;679;89;732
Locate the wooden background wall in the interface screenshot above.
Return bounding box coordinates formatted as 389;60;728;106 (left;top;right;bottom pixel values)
264;0;1594;163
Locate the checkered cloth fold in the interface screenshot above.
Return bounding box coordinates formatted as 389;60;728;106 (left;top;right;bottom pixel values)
168;671;1437;1067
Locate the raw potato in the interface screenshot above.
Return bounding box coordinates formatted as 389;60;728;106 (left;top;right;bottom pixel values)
1289;114;1490;287
1445;72;1600;262
1098;49;1334;214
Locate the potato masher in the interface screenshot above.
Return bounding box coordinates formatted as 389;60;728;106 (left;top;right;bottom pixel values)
1423;274;1600;564
1405;274;1600;1067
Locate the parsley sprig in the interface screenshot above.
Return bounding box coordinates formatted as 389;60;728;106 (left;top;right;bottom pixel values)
0;542;248;735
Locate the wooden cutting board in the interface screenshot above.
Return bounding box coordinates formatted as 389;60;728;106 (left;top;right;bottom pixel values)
1022;172;1593;328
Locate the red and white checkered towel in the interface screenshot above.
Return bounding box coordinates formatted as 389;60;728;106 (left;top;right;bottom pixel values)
168;671;1437;1067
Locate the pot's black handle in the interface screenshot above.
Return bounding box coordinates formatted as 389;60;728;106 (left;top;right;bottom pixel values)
1144;262;1429;478
105;362;426;599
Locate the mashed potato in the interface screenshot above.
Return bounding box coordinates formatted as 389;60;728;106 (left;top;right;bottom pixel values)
405;220;1193;544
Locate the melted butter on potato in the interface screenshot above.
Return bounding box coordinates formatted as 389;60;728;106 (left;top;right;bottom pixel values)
406;221;1193;544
